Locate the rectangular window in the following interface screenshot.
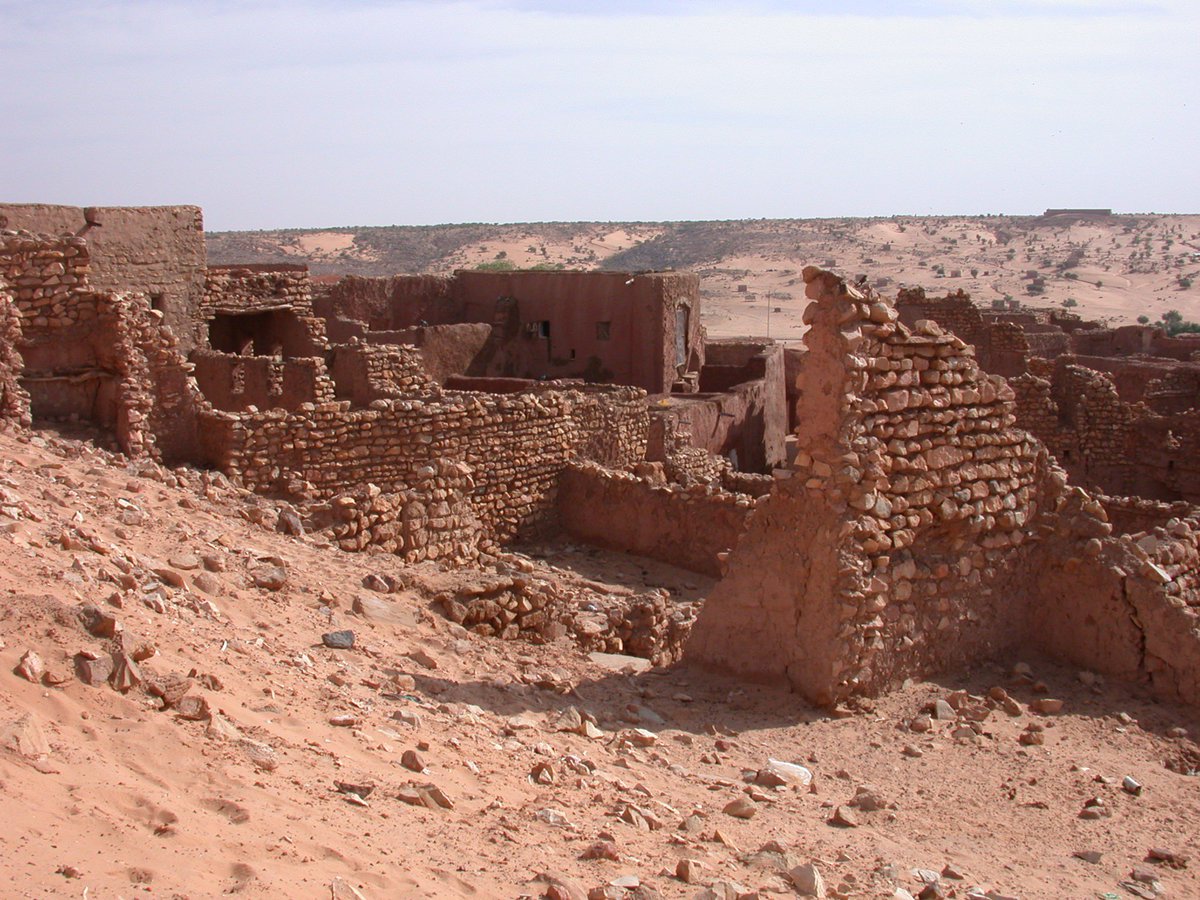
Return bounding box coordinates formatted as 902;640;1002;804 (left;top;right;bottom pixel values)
596;321;611;340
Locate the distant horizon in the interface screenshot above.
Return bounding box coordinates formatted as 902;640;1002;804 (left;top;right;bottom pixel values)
202;209;1200;233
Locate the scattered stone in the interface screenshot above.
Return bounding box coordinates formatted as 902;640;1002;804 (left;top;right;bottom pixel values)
755;758;813;788
722;796;758;819
932;699;956;720
0;713;51;759
1031;698;1064;715
322;630;355;650
108;652;142;693
250;565;287;591
1122;776;1143;796
74;652;114;686
675;858;704;884
176;695;211;721
406;649;438;670
401;749;426;773
790;862;827;897
1073;850;1103;864
534;807;573;827
335;780;376;799
829;805;859;828
168;553;200;571
14;649;43;683
581;841;620;862
910;715;932;733
536;872;589;900
328;714;359;727
77;603;120;638
1146;847;1188;869
329;876;367;900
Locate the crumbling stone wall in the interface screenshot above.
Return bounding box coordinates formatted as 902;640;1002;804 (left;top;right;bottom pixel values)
557;461;758;576
191;350;336;412
321;459;484;561
689;269;1044;704
0;278;29;426
328;342;433;406
0;204;206;351
198;384;648;548
202;265;328;354
0;230;203;459
688;267;1200;708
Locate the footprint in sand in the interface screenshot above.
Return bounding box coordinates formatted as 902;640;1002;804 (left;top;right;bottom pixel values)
202;797;250;824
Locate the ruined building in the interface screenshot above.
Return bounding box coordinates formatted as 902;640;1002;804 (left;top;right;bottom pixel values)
2;203;1199;711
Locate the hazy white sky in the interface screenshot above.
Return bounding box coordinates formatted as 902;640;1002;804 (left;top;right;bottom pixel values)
1;0;1195;230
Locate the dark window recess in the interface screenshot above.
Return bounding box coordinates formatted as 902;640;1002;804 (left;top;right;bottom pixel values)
596;321;611;340
149;293;165;312
568;349;576;360
538;321;551;339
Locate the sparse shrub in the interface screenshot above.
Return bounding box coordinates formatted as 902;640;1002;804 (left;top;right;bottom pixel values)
474;260;516;271
1137;315;1150;324
1161;309;1200;335
1063;298;1078;308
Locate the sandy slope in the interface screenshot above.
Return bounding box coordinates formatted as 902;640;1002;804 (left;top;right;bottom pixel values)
1;426;1198;899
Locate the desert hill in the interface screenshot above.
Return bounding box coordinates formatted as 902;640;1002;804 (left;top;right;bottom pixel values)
207;214;1200;341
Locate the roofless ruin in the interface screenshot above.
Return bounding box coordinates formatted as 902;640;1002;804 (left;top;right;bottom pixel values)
2;203;1199;709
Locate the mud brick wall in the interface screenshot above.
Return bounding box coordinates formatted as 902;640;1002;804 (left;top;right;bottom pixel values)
198;385;648;546
328;343;433;406
313;274;458;332
0;205;206;352
558;461;758;576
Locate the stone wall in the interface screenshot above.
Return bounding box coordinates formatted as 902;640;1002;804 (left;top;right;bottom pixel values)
687;267;1200;708
0;229;203;460
0;204;206;351
201;265;328;356
689;268;1045;704
197;384;648;548
0;277;29;427
328;342;433;406
557;461;758;576
191;350;336;412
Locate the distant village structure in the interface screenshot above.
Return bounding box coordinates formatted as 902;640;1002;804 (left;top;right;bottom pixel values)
2;202;1199;710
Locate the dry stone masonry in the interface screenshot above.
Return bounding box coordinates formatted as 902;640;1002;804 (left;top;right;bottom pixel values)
686;268;1200;708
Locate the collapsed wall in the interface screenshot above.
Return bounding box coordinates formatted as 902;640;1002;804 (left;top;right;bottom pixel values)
0;229;203;459
686;268;1200;708
0;276;30;426
0;204;206;351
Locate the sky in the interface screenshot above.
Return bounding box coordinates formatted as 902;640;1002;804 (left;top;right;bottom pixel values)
0;0;1196;231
